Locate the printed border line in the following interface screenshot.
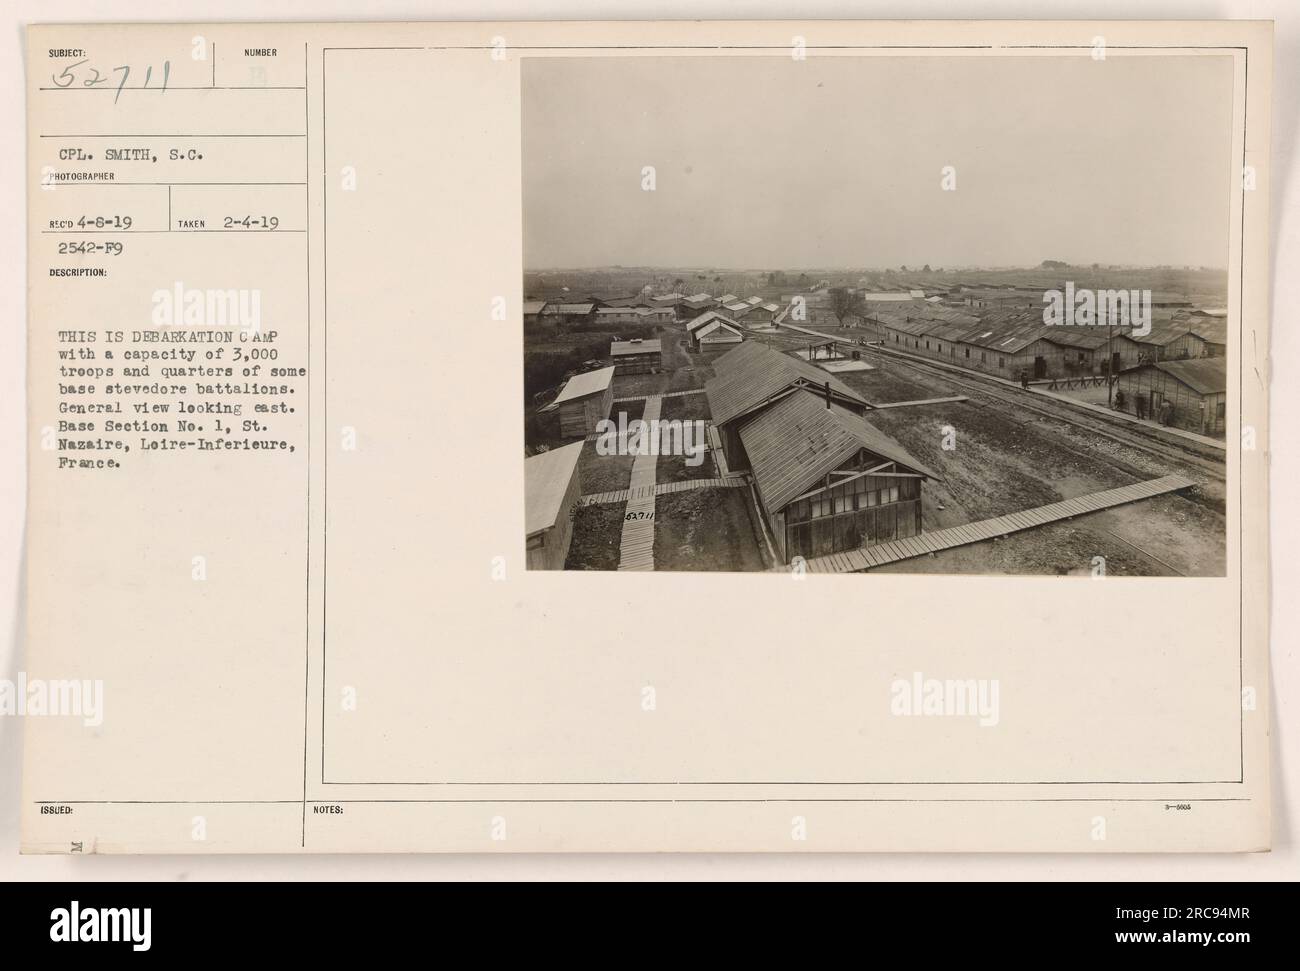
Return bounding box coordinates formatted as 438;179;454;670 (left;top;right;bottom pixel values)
36;797;1252;805
302;41;313;849
316;42;1249;792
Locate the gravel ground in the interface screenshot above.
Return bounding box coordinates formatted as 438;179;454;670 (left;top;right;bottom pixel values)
840;361;1226;576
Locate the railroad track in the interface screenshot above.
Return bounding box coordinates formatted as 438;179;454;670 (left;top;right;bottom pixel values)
871;347;1228;482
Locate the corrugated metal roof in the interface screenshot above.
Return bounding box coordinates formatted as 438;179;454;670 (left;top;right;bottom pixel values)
1130;318;1187;346
1139;316;1227;347
686;309;740;332
1186;317;1227;345
924;306;981;326
522;300;547;315
1039;327;1120;350
958;313;1045;352
552;302;595;315
524;441;583;536
870;311;934;336
923;321;984;344
693;318;744;341
724;301;750;313
610;339;662;356
745;295;764;305
718;293;739;304
739;390;937;513
858;292;914;302
1144;357;1227;395
704;341;868;428
550;365;615;406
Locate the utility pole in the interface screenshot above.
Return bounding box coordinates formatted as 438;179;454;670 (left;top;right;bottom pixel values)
1107;303;1115;409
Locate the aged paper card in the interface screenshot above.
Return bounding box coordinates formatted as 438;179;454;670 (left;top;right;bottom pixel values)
23;19;1271;852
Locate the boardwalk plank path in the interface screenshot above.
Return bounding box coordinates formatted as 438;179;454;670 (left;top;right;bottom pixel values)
617;395;663;571
580;475;746;507
785;475;1196;574
613;388;708;404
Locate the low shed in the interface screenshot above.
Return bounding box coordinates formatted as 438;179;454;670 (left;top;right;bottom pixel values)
610;338;663;375
544;365;615;438
525;441;584;570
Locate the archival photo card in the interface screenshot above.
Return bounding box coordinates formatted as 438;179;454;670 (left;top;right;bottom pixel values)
22;19;1271;854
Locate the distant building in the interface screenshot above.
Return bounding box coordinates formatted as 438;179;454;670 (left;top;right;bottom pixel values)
543;365;615;438
686;311;744;350
869;305;1153;379
525;441;584;570
1115;358;1227;437
644;306;676;323
742;301;781;326
1183;313;1227;356
680;294;718;319
595;306;648;325
1133;315;1227;362
959;289;1038;310
548;302;596;324
523;300;548;326
1149;292;1194;309
857;291;915;304
610;338;663;375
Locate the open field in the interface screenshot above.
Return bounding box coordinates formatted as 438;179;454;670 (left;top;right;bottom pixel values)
835;359;1225;575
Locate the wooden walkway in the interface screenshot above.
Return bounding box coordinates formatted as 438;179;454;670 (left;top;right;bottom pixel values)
790;475;1196;574
613;388;708;404
867;395;969;410
617;396;662;571
581;476;746;507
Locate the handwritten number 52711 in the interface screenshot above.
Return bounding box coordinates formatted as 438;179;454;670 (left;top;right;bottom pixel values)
52;59;171;103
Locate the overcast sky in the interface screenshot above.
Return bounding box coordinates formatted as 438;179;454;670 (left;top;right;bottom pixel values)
522;54;1234;270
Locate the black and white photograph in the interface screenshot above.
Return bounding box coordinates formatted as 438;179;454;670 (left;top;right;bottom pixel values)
523;55;1233;575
